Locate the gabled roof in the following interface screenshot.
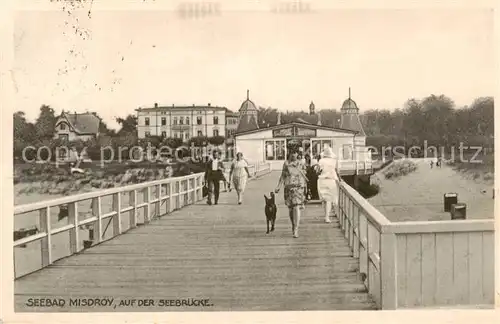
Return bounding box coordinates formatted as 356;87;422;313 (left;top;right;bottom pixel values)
235;121;357;137
295;114;321;125
57;112;100;135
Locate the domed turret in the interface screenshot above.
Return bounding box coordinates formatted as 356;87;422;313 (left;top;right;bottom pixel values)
339;87;366;136
239;90;258;113
341;98;358;111
236;90;260;133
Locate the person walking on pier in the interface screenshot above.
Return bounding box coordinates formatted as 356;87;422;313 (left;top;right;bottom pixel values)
317;146;340;223
229;152;251;204
275;148;308;238
204;150;225;205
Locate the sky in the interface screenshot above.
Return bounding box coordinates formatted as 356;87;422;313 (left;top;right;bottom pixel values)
12;3;495;130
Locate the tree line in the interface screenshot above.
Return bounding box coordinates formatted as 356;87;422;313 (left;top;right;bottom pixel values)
13;106;226;162
13;94;494;162
257;94;494;150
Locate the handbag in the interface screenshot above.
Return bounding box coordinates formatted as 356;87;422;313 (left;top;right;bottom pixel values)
202;184;208;198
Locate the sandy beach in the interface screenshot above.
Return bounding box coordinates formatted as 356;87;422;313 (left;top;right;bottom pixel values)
368;158;494;222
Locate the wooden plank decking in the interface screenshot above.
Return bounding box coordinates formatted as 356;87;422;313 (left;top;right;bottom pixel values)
15;172;376;312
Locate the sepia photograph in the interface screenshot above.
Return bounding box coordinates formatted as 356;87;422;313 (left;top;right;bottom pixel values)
4;0;497;318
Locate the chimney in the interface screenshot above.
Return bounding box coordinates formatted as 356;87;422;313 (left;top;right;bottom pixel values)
74;111;77;122
172;104;174;108
208;103;211;107
154;103;158;108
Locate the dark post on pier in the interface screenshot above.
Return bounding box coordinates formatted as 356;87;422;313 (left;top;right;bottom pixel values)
451;203;467;220
443;193;458;212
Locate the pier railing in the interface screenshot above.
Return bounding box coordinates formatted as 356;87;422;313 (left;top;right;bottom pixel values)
13;163;272;279
339;181;495;309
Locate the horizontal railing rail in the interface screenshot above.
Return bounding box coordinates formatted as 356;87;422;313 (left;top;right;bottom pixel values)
14;163;272;279
338;180;495;310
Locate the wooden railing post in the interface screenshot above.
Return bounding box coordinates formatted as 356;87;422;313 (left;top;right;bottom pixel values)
168;181;174;212
339;191;344;228
156;184;161;215
175;180;180;209
353;205;360;258
366;221;371;291
92;197;102;242
129;190;137;228
67;202;80;253
349;203;355;252
184;178;188;205
112;193;122;235
380;232;398;310
143;187;151;223
39;207;51;267
344;199;351;239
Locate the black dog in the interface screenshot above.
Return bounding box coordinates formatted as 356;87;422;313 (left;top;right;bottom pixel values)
264;192;277;234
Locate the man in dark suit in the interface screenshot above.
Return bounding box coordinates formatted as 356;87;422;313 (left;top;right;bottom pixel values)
204;150;225;205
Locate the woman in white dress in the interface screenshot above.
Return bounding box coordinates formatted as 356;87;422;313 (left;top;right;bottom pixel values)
229;152;251;204
316;146;341;223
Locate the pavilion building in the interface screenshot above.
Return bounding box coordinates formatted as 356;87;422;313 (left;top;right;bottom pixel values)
234;89;372;177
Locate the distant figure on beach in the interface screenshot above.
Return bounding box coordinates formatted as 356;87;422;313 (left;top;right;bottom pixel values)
430;160;434;169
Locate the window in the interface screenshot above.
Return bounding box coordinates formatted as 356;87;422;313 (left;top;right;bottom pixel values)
265;140;286;161
145;131;151;137
173;117;177;125
213;116;218;125
161;117;166;126
161;131;167;137
60;123;66;130
343;144;352;160
180;117;184;125
184;133;189;140
174;132;178;138
145;117;150;126
197;117;202;125
186;117;190;125
58;148;67;158
213;129;219;137
197;130;203;137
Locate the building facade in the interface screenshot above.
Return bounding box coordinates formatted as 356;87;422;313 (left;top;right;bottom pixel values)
54;111;100;142
136;103;233;140
225;111;239;145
